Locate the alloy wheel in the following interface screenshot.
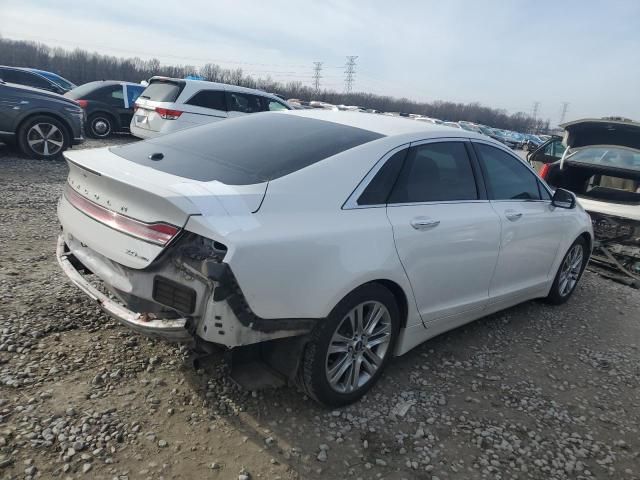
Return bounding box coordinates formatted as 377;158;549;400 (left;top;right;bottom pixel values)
27;123;64;156
558;244;584;297
325;301;392;393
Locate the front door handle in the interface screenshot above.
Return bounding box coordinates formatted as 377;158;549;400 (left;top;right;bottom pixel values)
505;210;523;221
410;218;440;230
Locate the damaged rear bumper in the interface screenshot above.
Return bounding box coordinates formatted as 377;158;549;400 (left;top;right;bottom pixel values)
56;235;192;342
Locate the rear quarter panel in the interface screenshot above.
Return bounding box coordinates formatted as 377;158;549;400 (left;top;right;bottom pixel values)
192;137;421;325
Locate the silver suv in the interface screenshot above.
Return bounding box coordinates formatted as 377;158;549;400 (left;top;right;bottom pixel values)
130;77;291;139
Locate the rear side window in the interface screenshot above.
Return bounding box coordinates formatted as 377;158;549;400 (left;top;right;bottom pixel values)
2;69;51;89
185;90;226;111
111;113;384;185
475;143;541;200
139;80;184;102
388;142;478;203
358;149;408;206
226;91;265;113
89;85;124;106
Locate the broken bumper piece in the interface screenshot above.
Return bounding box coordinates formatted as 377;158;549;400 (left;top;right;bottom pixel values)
56;235;192;343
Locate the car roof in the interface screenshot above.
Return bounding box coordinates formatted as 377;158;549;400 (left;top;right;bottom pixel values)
149;76;282;99
78;80;143;87
281;109;490;140
1;81;71;99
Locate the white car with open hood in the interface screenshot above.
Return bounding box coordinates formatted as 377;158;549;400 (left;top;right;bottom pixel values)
530;118;640;284
56;110;593;406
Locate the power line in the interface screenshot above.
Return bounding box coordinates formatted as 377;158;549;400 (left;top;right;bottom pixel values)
312;61;323;93
531;101;540;120
559;102;570;124
344;56;358;93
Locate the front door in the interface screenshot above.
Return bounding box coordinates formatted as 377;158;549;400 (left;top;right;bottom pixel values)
473;142;566;300
385;140;501;325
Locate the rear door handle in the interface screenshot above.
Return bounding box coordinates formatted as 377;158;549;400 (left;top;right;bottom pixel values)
505;210;523;221
410;218;440;230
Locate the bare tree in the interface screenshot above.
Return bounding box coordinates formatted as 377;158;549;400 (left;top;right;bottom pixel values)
0;37;548;133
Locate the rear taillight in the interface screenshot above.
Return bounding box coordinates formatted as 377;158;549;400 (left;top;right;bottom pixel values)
76;99;88;108
539;163;550;179
64;185;179;246
155;107;183;120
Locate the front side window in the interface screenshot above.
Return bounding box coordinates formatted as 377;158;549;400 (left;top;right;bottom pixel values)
475;143;541;200
267;99;289;111
185;90;226;111
388;142;478;204
226;92;264;113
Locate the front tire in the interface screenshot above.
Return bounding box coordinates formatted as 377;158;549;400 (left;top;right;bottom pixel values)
546;237;588;304
87;113;113;138
301;283;400;407
18;116;70;159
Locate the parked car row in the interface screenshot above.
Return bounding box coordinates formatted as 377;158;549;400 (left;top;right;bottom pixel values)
0;66;293;158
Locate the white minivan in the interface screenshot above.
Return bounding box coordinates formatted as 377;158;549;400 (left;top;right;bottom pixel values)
130;76;291;139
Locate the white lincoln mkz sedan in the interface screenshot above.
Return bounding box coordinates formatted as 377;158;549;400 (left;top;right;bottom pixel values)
56;111;593;406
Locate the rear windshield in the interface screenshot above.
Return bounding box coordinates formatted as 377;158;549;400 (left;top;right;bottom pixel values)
569;147;640;172
65;81;102;99
138;80;184;102
110;113;384;185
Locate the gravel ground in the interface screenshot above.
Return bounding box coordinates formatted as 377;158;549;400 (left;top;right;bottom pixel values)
0;138;639;480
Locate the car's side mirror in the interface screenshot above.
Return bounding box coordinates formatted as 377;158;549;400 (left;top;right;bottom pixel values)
552;188;576;209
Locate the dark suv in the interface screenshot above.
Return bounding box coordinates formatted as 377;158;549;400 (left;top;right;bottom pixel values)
0;66;74;95
0;81;85;159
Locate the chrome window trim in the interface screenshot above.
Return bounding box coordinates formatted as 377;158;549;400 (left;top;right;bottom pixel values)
342;137;476;210
470;138;555;201
387;199;490;208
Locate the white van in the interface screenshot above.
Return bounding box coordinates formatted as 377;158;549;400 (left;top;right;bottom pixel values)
130;76;291;139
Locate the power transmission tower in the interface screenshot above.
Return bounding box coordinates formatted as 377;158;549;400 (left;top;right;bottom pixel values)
559;102;569;124
344;56;358;93
531;101;540;120
312;62;323;94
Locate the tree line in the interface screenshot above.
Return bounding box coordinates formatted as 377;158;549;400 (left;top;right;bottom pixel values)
0;36;550;133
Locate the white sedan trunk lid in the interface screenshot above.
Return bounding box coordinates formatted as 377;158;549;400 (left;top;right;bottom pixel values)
58;147;266;269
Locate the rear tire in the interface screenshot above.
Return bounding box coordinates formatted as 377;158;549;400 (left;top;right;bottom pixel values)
87;113;114;138
301;283;400;407
17;115;69;159
545;237;588;304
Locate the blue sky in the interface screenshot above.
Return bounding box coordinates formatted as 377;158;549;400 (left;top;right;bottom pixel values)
1;0;639;123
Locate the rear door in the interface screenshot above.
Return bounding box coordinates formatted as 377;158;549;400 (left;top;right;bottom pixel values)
473;141;565;300
181;89;228;125
385;140;501;325
97;84;129;128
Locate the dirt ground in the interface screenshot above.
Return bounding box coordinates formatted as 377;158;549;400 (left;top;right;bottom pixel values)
0;138;638;480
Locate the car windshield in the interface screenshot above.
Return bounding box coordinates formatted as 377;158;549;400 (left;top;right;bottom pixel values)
569;147;640;172
110;113;385;184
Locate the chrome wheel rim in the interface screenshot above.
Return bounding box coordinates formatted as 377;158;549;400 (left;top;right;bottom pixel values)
91;117;111;137
325;301;392;393
558;244;584;297
27;123;64;156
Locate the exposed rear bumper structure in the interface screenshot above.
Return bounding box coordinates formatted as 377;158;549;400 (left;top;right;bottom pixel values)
56;235;193;342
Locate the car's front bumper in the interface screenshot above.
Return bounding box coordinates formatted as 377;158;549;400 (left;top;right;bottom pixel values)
56;234;192;342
